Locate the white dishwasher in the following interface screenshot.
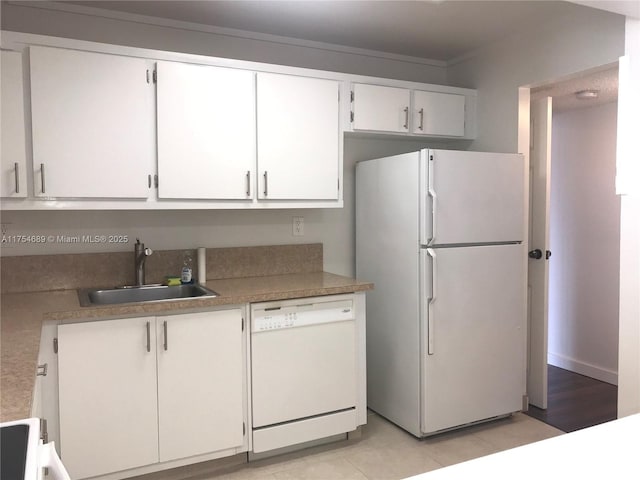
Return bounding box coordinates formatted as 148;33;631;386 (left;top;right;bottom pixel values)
250;296;358;453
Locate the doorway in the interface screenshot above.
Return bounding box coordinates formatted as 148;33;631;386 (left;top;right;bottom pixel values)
525;64;620;431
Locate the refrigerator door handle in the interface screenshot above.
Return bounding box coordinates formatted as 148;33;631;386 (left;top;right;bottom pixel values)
427;248;436;355
427;156;437;245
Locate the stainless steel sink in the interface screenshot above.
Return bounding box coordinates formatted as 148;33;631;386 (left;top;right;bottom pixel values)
78;284;218;307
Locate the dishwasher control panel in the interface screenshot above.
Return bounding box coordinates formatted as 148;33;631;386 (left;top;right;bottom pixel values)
252;300;354;332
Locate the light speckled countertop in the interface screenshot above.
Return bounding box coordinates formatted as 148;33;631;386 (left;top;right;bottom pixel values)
0;271;372;422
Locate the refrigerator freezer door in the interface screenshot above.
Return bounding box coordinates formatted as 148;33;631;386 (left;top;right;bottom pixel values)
420;243;526;435
422;150;525;246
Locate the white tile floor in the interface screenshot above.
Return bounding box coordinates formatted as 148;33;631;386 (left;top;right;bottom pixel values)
137;412;563;480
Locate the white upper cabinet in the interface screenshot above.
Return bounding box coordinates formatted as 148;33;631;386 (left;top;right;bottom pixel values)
0;32;475;210
257;73;340;200
413;90;465;137
30;46;155;198
1;51;28;197
352;84;411;133
156;62;256;200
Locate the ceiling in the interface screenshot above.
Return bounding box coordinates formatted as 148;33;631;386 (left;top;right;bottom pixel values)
532;66;619;112
62;0;595;62
55;1;624;111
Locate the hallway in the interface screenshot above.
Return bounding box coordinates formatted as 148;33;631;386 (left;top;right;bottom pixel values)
525;365;618;432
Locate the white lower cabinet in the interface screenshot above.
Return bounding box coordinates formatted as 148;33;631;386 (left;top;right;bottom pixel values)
58;317;159;479
57;309;245;480
157;311;244;462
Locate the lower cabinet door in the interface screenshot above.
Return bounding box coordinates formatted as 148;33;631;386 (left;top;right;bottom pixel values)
58;318;159;479
156;310;245;462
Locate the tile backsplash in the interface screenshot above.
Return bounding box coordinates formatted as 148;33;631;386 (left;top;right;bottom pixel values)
0;243;322;294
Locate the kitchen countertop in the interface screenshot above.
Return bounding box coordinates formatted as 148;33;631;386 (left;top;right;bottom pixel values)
0;271;373;422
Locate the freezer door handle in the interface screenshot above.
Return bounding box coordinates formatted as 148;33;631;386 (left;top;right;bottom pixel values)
427;248;436;355
427;155;437;245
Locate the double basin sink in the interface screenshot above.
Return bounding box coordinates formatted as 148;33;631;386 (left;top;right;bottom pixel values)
78;283;218;307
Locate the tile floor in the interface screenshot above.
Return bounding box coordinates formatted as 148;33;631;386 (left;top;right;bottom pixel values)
140;411;563;480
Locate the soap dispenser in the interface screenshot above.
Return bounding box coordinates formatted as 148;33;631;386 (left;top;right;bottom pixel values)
181;251;193;284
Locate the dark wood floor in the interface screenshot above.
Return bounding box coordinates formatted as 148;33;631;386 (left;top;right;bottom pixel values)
524;365;618;433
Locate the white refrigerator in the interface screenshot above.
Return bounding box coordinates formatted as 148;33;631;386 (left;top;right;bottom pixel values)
356;148;527;437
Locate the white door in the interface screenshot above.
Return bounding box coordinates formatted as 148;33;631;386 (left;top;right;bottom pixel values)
1;51;28;197
421;244;526;434
157;310;244;462
422;149;525;246
256;73;339;200
156;62;256;199
352;84;410;133
527;97;553;409
412;91;465;137
57;318;159;479
30;46;154;198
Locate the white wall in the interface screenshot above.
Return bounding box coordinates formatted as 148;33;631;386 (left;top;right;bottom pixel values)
548;102;620;384
617;17;640;418
0;2;446;84
447;6;625;153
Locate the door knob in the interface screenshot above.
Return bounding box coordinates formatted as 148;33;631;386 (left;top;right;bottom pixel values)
546;250;552;259
528;249;543;260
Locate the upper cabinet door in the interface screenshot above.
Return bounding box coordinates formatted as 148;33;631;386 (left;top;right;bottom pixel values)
413;91;465;137
156;62;255;200
30;46;154;198
352;84;410;133
1;51;28;198
257;73;339;200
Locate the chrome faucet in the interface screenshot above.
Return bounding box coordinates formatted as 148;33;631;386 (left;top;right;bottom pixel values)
134;238;153;286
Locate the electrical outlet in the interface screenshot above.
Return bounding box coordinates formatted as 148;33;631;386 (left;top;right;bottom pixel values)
293;216;304;236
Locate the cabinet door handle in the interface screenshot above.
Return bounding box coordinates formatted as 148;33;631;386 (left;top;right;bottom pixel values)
263;171;268;197
14;162;20;194
163;320;168;351
418;108;424;131
40;163;46;194
246;171;251;197
146;321;151;352
403;107;409;129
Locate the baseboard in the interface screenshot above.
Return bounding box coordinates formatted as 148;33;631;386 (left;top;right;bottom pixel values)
548;352;618;385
